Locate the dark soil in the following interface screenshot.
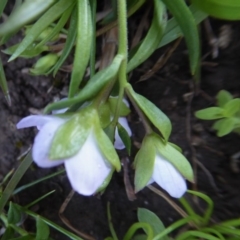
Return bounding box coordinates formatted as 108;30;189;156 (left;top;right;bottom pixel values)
1;17;240;240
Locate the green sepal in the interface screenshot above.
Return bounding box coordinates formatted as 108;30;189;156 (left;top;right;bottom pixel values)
49;108;96;159
134;136;156;192
109;97;130;116
117;122;131;155
97;169;114;194
216;90;233;108
213;118;236;137
94;124;121;171
192;0;240;20
2;44;49;59
168;142;182;153
7;202;22;224
222;99;240;117
36;216;50;240
138;208;169;239
152;134;194;182
126;84;172;141
195;107;224;120
98;102;111;128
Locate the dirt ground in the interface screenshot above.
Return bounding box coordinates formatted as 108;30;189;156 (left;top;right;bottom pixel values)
1;13;240;239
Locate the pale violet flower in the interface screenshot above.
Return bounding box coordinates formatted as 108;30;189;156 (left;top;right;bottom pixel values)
17;115;113;196
148;153;187;198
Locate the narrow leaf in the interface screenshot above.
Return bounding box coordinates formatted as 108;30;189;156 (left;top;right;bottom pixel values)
192;0;240;20
68;0;93;97
0;56;10;105
0;0;55;37
127;0;167;73
36;4;74;48
44;54;123;113
7;202;22;224
9;0;75;61
52;7;77;76
162;0;200;74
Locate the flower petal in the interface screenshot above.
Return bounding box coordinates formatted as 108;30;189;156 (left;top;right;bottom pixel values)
17;115;57;130
114;117;132;150
152;154;187;198
64;131;112;196
32;118;66;168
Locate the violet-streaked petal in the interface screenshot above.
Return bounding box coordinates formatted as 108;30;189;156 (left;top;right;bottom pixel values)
152;154;187;198
114;117;132;150
64;131;112;196
17;115;57;130
32;118;66;168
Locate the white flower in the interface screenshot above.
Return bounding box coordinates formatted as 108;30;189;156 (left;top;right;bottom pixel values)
149;153;187;198
17;115;112;196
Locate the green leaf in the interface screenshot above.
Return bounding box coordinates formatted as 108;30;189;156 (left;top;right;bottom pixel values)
159;4;207;48
0;0;55;37
49;109;95;159
94;125;121;171
162;0;200;74
223;99;240;117
8;0;75;61
36;3;74;48
0;55;10;105
134;136;156;192
68;0;93;97
117;122;131;155
126;84;172;141
0;0;7;17
52;7;77;76
195;107;224;120
44;54;123;113
127;0;167;73
0;152;32;214
153;135;194;182
213;118;235;137
192;0;240;20
7;202;22;224
168;142;182;153
138;208;169;239
36;216;50;240
132;235;147;240
216;90;233;107
3;43;49;58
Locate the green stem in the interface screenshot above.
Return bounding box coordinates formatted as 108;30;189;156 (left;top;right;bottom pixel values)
107;202;118;240
123;222;154;240
89;0;96;78
112;0;128;126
